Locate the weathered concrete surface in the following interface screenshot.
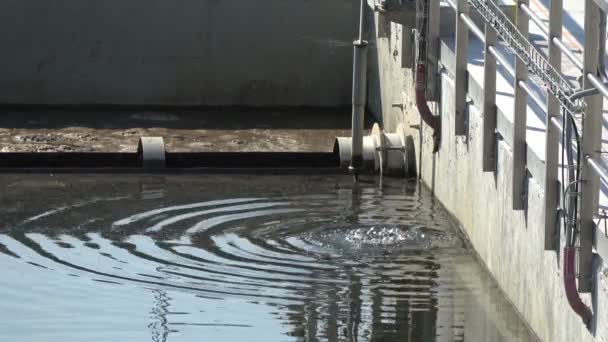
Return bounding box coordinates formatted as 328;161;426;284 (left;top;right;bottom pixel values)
0;107;356;152
0;1;357;106
368;8;608;342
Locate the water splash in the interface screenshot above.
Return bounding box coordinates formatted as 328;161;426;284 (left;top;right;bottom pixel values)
0;175;536;342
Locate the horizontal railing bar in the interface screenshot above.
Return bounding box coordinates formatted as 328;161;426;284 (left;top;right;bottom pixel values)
444;0;532;79
518;3;584;71
588;73;608;99
445;0;515;76
519;1;584;71
553;37;584;70
519;3;549;37
446;0;568;121
518;80;546;111
587;156;608;184
460;13;485;41
550;116;564;133
488;46;516;76
446;0;457;11
450;0;584;72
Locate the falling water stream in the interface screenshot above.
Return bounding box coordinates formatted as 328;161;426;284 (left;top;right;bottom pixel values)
0;174;537;341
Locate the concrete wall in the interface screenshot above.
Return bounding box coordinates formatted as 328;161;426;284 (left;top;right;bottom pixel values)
368;10;608;342
0;0;357;106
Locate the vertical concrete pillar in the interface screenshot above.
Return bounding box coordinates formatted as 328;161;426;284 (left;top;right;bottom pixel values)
579;0;603;292
454;0;469;136
482;23;498;172
512;0;530;210
544;0;563;250
426;0;441;101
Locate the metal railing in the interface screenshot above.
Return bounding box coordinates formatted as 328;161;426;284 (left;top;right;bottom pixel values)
439;0;606;292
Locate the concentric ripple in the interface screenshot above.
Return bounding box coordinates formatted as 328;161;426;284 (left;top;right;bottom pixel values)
0;175;536;342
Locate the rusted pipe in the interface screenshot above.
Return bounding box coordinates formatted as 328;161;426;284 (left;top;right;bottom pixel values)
415;0;440;152
415;64;440;152
563;246;593;325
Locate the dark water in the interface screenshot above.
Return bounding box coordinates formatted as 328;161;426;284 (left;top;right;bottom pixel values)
0;175;537;342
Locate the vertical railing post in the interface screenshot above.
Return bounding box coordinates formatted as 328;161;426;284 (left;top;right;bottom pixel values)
512;0;530;210
483;22;498;171
455;0;469;135
579;0;603;293
544;0;563;250
426;0;441;101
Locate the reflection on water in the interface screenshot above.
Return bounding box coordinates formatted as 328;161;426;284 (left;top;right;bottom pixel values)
0;175;537;342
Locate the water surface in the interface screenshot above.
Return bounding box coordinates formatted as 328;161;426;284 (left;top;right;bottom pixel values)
0;175;537;341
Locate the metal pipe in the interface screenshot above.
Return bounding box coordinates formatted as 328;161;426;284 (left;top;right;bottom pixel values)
566;78;608;102
518;80;545;111
553;38;584;70
587;156;608;184
460;14;485;41
518;2;585;72
571;87;600;100
520;3;549;37
489;46;516;76
518;0;586;78
350;0;368;177
449;0;583;75
446;0;517;78
588;73;608;99
563;246;593;325
550;116;564;132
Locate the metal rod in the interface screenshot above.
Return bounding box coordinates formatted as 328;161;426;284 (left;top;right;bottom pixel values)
571;87;600;100
455;0;470;135
553;37;584;70
488;46;516;77
588;73;608;99
446;0;486;44
517;80;546;111
550;116;564;133
587;156;608;184
513;0;530;210
519;3;550;37
358;0;365;41
448;0;555;113
350;0;368;177
451;0;577;114
447;0;517;79
571;76;608;100
460;14;485;41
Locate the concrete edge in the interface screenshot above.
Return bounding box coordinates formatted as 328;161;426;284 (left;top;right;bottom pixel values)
437;38;608;260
